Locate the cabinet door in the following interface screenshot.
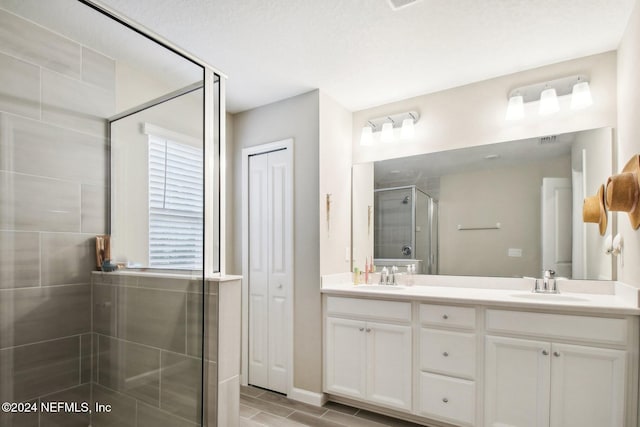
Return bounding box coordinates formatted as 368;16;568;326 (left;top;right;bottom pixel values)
485;336;551;427
325;317;367;399
366;322;412;410
550;343;626;427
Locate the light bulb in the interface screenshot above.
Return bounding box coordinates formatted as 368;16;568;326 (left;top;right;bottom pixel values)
539;88;559;115
360;126;373;146
505;95;524;120
381;122;394;143
571;81;593;110
400;117;415;139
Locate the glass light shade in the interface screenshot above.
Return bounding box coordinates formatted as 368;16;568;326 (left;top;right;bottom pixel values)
505;95;524;120
571;81;593;110
381;122;394;143
360;126;373;146
400;118;415;139
539;88;559;115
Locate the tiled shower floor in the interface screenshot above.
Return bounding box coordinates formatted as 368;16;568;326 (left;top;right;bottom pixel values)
239;386;431;427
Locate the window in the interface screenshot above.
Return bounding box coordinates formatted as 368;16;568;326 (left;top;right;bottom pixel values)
148;134;203;269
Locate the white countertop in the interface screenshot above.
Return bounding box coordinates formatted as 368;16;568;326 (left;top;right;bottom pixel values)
321;273;640;315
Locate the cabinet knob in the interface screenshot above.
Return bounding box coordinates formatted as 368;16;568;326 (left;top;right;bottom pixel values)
442;398;449;403
442;314;449;320
359;327;364;332
553;351;561;357
442;351;449;357
366;328;371;333
542;350;549;356
278;283;283;289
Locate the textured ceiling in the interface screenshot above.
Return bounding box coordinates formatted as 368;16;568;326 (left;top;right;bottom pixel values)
95;0;635;113
29;0;640;113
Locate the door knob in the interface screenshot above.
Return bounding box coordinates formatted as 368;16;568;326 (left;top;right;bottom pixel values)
277;283;283;289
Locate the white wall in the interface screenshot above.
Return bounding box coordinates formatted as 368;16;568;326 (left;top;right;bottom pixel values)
352;52;617;165
617;0;640;287
319;92;353;275
230;90;322;393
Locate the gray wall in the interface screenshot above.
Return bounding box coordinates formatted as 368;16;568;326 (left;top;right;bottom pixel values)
230;90;322;392
438;155;571;277
0;7;112;426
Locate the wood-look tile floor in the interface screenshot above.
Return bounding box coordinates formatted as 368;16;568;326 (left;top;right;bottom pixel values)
240;385;431;427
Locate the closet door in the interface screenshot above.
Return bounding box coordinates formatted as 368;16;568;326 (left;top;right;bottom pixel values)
248;153;269;388
248;149;291;393
266;148;290;393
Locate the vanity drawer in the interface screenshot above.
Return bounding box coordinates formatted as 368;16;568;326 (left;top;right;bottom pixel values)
420;304;476;330
486;309;628;345
420;329;476;379
326;296;411;323
418;372;475;426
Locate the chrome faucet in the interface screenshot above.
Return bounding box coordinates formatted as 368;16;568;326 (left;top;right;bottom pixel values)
379;266;399;285
379;267;388;285
390;265;398;285
533;269;559;293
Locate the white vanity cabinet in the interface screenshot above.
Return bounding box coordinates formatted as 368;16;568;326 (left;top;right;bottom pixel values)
324;297;412;411
417;304;477;426
485;309;630;427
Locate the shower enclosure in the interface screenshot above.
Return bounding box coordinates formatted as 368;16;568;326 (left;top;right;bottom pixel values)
0;1;223;426
374;186;438;274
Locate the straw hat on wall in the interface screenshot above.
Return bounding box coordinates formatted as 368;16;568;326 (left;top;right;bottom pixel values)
583;184;607;236
606;154;640;230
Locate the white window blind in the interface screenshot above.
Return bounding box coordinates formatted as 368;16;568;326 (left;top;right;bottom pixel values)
148;134;203;269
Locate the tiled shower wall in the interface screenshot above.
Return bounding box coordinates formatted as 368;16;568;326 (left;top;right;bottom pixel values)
91;272;217;427
0;7;113;427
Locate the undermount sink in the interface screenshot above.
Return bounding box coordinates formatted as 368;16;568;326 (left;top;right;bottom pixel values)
355;285;406;291
510;293;589;302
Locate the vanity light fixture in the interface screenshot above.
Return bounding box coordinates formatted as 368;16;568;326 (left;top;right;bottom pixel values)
505;94;524;121
359;111;420;145
381;119;395;143
506;74;591;120
360;123;374;146
570;78;593;110
539;86;559;115
400;113;417;139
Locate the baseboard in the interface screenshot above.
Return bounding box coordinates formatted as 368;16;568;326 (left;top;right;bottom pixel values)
288;387;328;407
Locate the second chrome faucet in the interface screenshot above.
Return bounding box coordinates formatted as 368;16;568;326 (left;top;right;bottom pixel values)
533;269;559;293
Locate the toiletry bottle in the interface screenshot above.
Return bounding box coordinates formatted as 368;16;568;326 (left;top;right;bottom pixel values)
353;267;359;285
364;258;369;284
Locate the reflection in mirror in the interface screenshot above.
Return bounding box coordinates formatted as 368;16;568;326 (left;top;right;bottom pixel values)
353;128;614;280
110;87;204;269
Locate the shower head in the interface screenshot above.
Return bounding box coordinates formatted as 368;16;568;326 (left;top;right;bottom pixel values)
402;196;410;204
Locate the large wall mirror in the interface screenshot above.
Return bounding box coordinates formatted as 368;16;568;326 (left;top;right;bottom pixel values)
352;127;614;280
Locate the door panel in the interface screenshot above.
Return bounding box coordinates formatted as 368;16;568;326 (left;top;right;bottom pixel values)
248;149;291;394
550;343;625;427
248;154;269;388
485;336;551;427
325;317;367;399
366;322;412;410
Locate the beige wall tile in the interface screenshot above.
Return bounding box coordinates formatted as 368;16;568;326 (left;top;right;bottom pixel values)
0;171;81;232
0;9;81;78
0;52;40;119
41;233;94;285
0;231;39;289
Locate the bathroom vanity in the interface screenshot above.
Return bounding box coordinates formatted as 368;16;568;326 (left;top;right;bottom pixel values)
321;274;640;427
